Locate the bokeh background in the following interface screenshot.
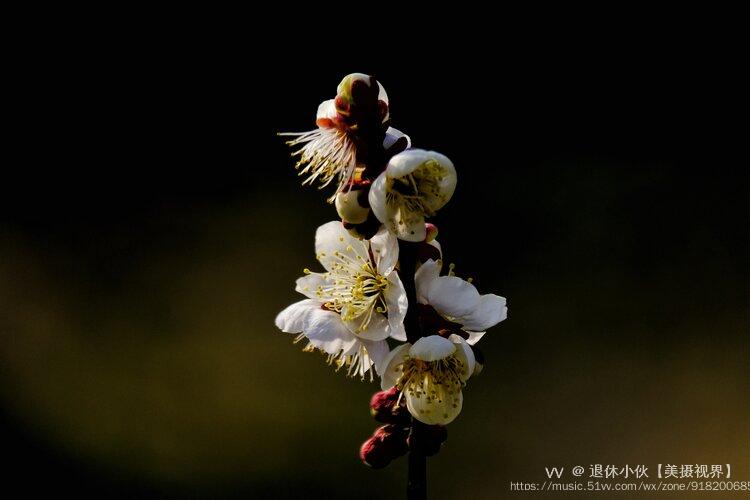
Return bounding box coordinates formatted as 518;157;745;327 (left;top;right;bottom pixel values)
2;33;748;498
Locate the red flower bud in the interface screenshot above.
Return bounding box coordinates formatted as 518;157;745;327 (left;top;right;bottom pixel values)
370;387;410;424
360;435;391;469
360;424;408;468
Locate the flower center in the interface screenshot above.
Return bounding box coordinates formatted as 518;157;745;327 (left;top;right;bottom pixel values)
386;159;447;218
395;356;466;419
319;244;389;333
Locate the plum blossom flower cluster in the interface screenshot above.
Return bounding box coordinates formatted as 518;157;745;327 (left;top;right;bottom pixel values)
276;73;507;469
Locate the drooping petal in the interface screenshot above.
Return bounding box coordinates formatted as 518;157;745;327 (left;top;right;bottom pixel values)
459;294;508;332
383;127;411;150
368;172;389;229
384;272;408;340
371;226;399;275
405;378;463;425
345;311;391;341
450;334;476;382
294;272;328;299
361;339;391;375
315;220;367;272
426;275;481;319
464;331;486;345
409;335;456;362
274;299;320;333
415;259;441;304
303;307;359;355
380;343;411;390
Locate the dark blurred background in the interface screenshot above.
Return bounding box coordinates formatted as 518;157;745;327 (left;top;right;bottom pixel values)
1;25;748;499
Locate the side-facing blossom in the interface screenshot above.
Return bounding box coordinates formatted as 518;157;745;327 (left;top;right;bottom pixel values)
275;221;408;378
380;335;475;425
280;74;396;202
415;259;507;345
369;149;457;241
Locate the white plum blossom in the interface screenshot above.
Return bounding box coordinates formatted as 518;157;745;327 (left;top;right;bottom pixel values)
380;335;475;425
415;259;507;345
275;221;408;378
369;149;457;241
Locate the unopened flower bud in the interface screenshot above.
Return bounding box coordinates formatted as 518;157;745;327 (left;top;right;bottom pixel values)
373;424;409;458
425;223;438;242
335;73;390;129
359;435;391;469
335;183;371;224
359;424;408;468
370;387;410;424
407;424;448;457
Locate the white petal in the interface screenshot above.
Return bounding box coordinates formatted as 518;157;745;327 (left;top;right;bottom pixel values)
368;172;389;225
464;331;486;345
405;380;463;425
377;80;389;105
371;226;399;275
274;299;320;333
383;127;411;150
385;149;433;178
316;99;336;121
389;323;407;342
393;212;427;242
450;334;475;382
419;151;456;213
362;339;390;375
459;294;508;332
380;343;411;390
345;311;391;341
427;276;481;319
385;272;408;331
304;309;358;355
315;220;367;272
415;259;441;304
294;272;328;299
409;335;455;361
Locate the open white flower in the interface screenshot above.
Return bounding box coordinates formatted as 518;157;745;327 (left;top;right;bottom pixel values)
381;335;475;425
415;259;507;345
276;221;408;377
275;298;389;380
369;149;457;241
295;221;407;340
